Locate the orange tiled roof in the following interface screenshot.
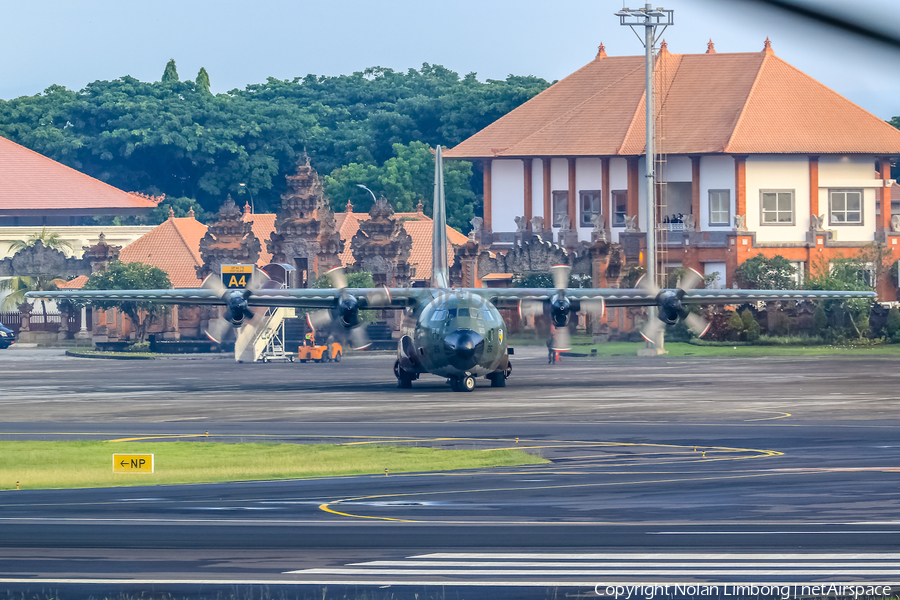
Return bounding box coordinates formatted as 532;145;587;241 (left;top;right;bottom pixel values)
0;136;162;212
444;45;900;158
57;275;88;289
118;210;464;287
119;217;207;288
334;211;467;281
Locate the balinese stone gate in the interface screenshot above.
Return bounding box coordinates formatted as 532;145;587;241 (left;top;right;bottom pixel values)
0;240;92;279
196;196;261;281
349;197;413;288
2;235;121;343
267;158;343;288
457;214;642;339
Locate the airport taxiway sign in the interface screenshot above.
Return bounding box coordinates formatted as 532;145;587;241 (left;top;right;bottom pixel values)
113;454;154;473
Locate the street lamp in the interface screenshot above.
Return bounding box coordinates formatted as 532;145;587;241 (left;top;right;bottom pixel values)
238;183;254;214
356;184;378;206
617;3;673;354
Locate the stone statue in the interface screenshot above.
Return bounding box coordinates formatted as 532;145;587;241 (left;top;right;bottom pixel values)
891;215;900;233
514;216;528;233
624;215;638;232
590;214;604;231
810;214;825;231
683;214;696;232
734;214;747;232
531;216;544;234
559;215;572;232
468;216;483;242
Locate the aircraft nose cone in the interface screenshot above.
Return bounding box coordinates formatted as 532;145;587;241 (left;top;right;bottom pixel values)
444;329;485;370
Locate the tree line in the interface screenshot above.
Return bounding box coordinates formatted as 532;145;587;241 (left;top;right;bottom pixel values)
0;60;551;231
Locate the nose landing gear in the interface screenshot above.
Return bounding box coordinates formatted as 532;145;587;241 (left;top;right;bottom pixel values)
450;374;476;392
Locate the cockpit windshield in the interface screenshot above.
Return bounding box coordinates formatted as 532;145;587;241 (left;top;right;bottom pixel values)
433;308;481;320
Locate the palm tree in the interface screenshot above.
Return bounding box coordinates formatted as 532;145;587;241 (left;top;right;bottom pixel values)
8;227;73;254
0;276;68;324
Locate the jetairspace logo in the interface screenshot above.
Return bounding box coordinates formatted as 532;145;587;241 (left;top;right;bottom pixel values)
596;583;894;599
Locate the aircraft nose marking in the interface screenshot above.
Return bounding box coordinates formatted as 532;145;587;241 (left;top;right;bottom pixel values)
443;329;485;370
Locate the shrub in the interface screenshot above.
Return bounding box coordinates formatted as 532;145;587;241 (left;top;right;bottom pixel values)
726;311;744;340
741;308;761;342
886;308;900;338
813;302;828;332
772;310;791;336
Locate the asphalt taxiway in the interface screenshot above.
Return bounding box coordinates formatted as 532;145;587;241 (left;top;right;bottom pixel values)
1;346;899;597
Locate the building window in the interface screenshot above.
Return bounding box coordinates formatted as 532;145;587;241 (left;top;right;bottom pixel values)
551;191;568;227
829;189;863;225
708;190;730;226
612;190;627;227
760;190;794;225
580;190;601;227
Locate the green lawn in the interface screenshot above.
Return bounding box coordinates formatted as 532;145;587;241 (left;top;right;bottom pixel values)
66;349;157;359
0;441;546;490
568;341;900;358
509;334;900;358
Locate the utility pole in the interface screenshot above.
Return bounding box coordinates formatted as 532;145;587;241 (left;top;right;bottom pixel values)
615;4;673;352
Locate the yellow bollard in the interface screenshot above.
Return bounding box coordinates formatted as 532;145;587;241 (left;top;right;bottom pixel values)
384;468;389;477
694;446;697;452
16;481;19;490
515;437;519;444
702;451;706;458
205;431;209;438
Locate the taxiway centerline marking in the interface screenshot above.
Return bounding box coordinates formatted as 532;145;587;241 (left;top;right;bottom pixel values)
349;561;900;568
414;553;900;559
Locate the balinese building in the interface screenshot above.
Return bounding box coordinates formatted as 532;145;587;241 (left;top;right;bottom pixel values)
0;136;160;257
444;39;900;299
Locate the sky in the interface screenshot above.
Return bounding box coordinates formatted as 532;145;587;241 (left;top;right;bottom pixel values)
3;0;900;118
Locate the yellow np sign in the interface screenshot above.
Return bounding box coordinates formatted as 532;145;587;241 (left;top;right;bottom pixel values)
222;264;254;289
113;454;154;474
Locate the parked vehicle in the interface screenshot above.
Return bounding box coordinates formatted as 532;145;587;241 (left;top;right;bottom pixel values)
298;334;342;363
0;321;15;349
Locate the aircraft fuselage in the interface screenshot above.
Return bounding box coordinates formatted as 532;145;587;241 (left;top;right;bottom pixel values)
397;290;509;381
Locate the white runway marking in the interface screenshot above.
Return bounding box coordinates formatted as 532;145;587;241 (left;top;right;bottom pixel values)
283;553;900;582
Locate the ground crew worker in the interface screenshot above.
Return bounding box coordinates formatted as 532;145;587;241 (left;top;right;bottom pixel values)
547;336;554;364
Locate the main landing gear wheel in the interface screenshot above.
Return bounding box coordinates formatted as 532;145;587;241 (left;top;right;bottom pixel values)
394;360;414;389
488;372;506;387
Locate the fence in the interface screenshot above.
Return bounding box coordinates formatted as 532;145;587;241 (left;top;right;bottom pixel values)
0;310;87;335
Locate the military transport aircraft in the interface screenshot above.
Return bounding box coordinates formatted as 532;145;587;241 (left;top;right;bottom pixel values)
29;147;875;392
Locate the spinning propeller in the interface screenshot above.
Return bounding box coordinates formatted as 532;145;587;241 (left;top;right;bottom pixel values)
202;269;272;354
519;264;606;352
636;267;711;344
305;266;392;351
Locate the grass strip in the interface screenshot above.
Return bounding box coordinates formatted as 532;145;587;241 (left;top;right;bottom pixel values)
566;341;900;357
0;441;546;490
65;349;157;359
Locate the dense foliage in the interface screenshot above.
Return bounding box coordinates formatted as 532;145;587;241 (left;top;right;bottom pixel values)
0;62;551;230
82;261;172;341
734;254;797;290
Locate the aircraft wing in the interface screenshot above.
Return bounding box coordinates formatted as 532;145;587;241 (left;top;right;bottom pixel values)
474;287;876;309
25;287;427;309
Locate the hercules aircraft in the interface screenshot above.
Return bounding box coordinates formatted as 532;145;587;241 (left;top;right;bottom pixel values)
28;147;876;392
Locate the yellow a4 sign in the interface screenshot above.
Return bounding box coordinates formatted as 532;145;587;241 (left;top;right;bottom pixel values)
222;265;254;289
